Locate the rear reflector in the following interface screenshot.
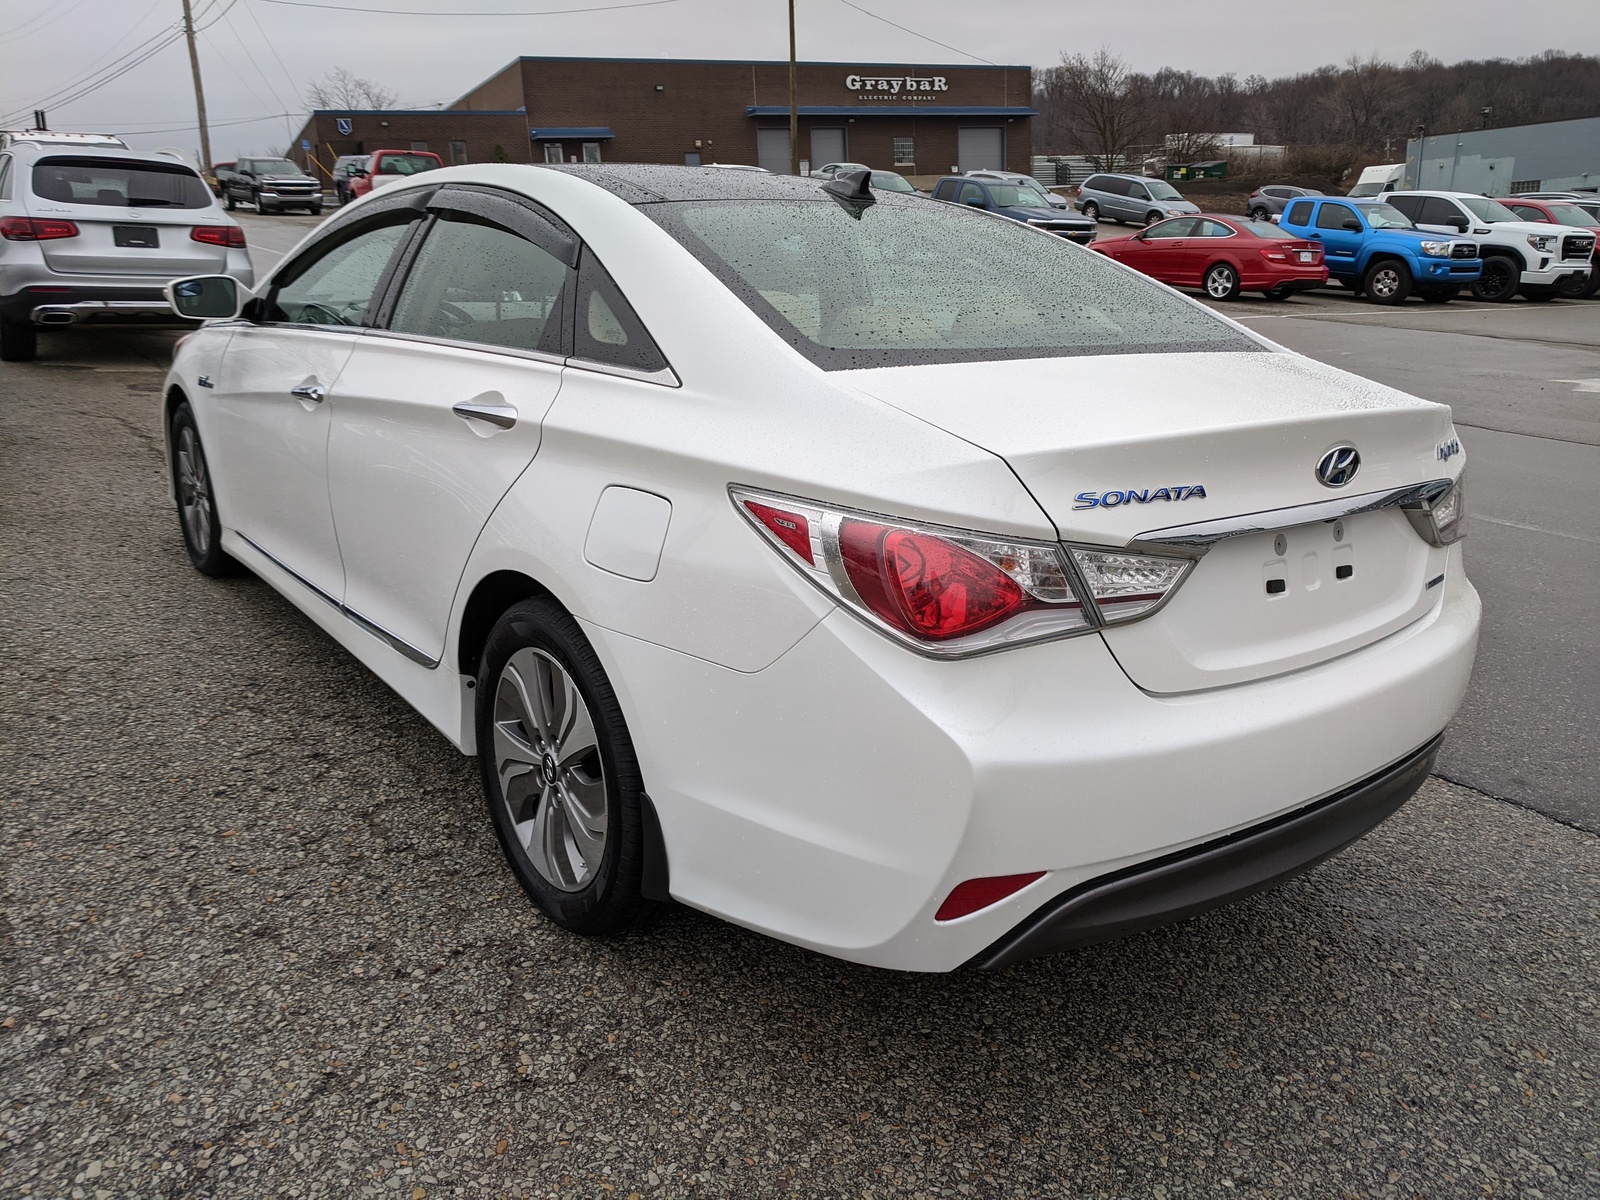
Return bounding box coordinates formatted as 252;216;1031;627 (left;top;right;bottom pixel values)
935;872;1046;921
2;216;78;241
191;225;246;248
742;499;814;565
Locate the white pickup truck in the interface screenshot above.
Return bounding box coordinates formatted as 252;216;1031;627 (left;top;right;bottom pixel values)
1385;190;1594;301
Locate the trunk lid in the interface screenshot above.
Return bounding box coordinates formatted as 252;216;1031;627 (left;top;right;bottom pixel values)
843;351;1458;691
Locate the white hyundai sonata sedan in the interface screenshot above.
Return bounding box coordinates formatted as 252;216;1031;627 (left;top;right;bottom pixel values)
159;164;1478;972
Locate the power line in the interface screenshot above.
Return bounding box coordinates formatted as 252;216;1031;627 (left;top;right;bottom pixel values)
0;0;92;46
241;0;304;114
833;0;996;67
255;0;682;14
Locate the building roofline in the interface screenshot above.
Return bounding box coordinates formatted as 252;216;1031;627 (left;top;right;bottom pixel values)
510;55;1031;70
745;105;1038;117
311;108;525;117
1407;112;1600;141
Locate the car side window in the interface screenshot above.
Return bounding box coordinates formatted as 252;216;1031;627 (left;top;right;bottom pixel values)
933;180;955;201
1196;219;1235;237
1144;217;1195;238
388;210;570;356
571;246;669;375
957;182;987;206
1285;200;1314;225
1126;180;1149;200
0;155;11;200
1316;203;1358;230
1509;204;1544;221
1386;195;1421;220
1419;197;1463;226
267;217;413;327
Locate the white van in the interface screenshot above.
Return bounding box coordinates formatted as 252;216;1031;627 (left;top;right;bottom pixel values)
1348;164;1404;197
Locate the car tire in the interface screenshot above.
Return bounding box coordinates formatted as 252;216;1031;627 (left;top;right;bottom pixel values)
169;400;237;577
309;205;323;216
1145;211;1163;226
1362;259;1413;305
1203;262;1241;301
224;191;236;211
1249;207;1270;222
0;315;37;362
1081;202;1099;221
1469;255;1520;302
477;596;650;937
1417;285;1459;303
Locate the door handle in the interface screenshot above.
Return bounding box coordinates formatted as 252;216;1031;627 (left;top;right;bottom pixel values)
452;401;517;430
290;383;325;404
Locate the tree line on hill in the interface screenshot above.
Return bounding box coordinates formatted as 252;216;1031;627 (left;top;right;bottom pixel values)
1034;49;1600;179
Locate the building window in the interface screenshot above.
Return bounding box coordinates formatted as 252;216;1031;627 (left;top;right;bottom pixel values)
1508;179;1542;194
893;137;915;167
410;141;429;152
582;141;602;164
449;140;467;165
543;142;565;164
684;151;702;167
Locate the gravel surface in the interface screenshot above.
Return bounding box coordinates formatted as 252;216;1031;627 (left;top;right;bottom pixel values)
2;350;1598;1199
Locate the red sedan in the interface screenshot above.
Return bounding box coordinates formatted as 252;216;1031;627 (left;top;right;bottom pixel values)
1091;214;1327;301
1497;196;1600;298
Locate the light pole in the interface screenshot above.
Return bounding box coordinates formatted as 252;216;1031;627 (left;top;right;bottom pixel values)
180;0;213;172
788;0;799;176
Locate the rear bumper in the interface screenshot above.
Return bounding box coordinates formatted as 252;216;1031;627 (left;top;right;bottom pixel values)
0;284;180;325
966;732;1440;969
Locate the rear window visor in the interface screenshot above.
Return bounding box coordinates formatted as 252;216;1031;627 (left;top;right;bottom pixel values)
642;197;1258;370
31;156;212;209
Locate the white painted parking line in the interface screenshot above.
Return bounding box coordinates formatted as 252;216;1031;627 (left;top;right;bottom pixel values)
1472;514;1599;544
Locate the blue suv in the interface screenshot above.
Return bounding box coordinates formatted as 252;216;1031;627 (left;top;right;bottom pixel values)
1277;196;1482;304
930;176;1097;243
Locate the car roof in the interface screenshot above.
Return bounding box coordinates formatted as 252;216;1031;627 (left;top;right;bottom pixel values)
539;162;929;206
6;142;203;171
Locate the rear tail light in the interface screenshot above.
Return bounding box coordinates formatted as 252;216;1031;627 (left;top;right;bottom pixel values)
1;216;78;241
1403;474;1466;547
191;225;246;248
1260;247;1289;261
936;872;1046;921
1067;549;1193;623
734;488;1090;655
733;488;1197;655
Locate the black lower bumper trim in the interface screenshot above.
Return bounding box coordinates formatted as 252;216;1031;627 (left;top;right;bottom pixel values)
967;733;1442;970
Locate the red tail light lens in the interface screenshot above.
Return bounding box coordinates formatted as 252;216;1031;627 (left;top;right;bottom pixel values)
840;521;1027;641
935;872;1046;921
732;488;1090;656
1260;247;1289;262
191;225;246;248
1;216;79;241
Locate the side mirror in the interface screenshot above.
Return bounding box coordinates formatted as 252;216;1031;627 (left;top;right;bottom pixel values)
965;197;986;207
166;275;245;320
1447;215;1469;232
1341;218;1362;231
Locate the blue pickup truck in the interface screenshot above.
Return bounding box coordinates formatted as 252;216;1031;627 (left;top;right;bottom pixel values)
1277;196;1482;304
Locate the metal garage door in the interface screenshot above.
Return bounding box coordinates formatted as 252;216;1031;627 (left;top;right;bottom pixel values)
810;128;847;169
957;127;1004;172
757;128;792;174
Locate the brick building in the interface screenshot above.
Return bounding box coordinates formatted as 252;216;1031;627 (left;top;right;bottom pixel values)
289;56;1035;185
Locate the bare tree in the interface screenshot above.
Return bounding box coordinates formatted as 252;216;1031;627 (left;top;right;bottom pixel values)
1330;54;1396;149
1044;49;1151;170
305;67;396;111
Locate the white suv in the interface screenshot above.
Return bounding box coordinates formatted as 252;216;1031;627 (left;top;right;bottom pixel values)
0;141;252;361
1386;190;1594;302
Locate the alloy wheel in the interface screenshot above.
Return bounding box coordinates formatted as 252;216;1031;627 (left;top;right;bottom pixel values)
1475;258;1517;301
175;425;213;554
1369;267;1402;299
1205;265;1237;298
492;647;608;892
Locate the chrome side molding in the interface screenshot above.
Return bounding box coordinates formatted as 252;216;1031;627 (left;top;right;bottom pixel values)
1128;479;1454;557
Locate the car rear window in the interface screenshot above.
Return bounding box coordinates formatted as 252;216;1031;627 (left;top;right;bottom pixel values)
645;197;1258;370
31;156;211;208
377;154;440;175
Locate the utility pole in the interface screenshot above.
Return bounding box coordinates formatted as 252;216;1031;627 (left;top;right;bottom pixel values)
788;0;799;176
180;0;213;171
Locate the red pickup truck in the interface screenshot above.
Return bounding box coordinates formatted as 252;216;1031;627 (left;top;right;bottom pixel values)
349;149;443;200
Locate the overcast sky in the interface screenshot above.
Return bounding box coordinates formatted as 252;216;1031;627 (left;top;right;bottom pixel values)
3;0;1595;162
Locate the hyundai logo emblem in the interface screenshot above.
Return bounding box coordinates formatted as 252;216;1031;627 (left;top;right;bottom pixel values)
1315;445;1361;488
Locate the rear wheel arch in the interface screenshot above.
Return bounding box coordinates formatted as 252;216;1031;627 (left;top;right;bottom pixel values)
456;569;560;676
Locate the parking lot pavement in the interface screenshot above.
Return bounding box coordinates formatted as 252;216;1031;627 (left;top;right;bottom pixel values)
2;338;1598;1199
